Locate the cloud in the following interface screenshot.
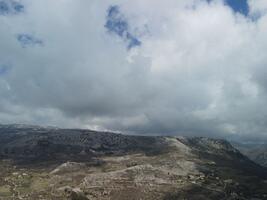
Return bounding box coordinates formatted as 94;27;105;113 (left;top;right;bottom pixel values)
0;0;267;141
248;0;267;20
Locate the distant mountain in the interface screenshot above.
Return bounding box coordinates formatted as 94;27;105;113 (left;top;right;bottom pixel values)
0;125;266;200
231;141;267;167
0;123;58;130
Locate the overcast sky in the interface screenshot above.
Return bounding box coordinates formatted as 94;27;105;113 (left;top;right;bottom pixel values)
1;0;267;141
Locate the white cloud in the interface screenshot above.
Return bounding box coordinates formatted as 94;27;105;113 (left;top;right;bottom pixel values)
248;0;267;16
1;0;267;141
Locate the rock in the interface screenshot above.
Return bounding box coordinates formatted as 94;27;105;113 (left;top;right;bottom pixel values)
224;179;233;184
230;192;238;198
187;175;195;180
69;189;88;200
126;162;138;167
50;162;86;175
12;172;19;176
61;186;89;200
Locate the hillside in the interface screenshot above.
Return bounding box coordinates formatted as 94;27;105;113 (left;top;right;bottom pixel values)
231;141;267;168
0;125;266;200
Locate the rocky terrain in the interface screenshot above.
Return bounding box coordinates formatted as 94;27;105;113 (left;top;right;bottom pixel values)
231;141;267;168
0;124;267;200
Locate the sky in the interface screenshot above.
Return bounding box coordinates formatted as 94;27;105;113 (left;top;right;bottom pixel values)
1;0;267;141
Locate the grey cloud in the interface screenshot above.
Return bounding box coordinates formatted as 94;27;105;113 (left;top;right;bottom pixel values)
1;0;267;142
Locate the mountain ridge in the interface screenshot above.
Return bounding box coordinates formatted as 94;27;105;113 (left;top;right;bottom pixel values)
0;124;267;199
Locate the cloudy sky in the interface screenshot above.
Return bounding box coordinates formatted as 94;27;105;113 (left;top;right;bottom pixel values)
1;0;267;141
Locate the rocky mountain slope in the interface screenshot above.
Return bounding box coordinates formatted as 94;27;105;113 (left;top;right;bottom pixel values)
0;124;267;200
231;141;267;168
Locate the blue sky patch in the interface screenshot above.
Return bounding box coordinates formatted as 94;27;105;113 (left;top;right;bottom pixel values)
224;0;249;16
0;64;11;76
105;5;141;50
126;33;141;49
17;34;43;48
12;1;24;13
0;0;24;15
207;0;249;16
0;1;9;15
